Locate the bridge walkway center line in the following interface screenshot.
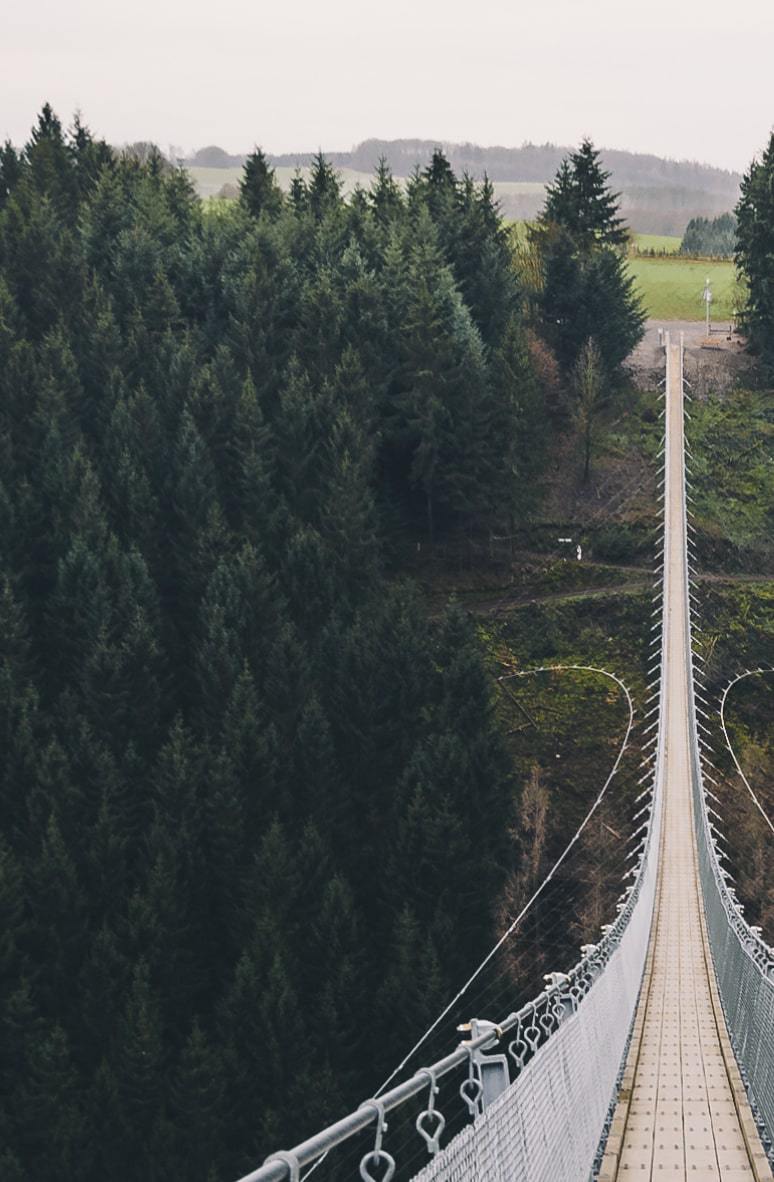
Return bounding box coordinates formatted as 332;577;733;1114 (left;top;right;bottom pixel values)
600;338;771;1180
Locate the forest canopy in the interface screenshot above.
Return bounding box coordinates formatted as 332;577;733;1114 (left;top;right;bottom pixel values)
0;108;645;1180
679;212;736;257
0;106;550;1181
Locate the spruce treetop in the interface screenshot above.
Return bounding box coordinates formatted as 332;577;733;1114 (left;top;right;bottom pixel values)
541;138;628;249
239;148;283;220
308;152;342;221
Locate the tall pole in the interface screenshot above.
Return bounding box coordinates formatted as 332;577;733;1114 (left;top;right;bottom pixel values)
703;276;712;337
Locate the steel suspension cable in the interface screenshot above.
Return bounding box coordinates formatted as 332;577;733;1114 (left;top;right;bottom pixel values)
719;669;774;838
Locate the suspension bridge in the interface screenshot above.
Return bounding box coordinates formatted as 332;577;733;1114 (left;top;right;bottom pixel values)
241;334;774;1182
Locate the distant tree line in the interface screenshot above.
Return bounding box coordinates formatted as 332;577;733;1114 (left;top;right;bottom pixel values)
0;107;642;1179
247;138;741;194
192;138;738;236
189;145;246;169
679;212;736;257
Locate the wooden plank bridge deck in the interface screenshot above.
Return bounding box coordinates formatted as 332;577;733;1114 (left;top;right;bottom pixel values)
601;341;771;1181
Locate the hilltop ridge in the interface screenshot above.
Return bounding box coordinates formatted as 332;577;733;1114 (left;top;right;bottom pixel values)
189;138;741;234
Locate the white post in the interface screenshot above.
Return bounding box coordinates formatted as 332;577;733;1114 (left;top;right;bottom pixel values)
703;276;712;337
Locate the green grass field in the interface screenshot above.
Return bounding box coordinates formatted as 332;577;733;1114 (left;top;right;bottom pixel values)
511;227;684;252
628;256;737;320
632;233;681;254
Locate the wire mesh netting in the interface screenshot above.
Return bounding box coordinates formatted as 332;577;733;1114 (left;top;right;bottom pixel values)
689;663;774;1160
681;319;774;1165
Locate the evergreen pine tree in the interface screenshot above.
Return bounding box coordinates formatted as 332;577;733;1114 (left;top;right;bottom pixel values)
389;221;501;532
15;1024;84;1176
541;139;627;249
227;374;276;544
0;141;22;210
169;1021;227;1180
114;961;168;1179
239;149;283;220
374;905;446;1068
307;152;342;221
534;140;642;374
370;157;404;227
288;170;308;214
68;110;114;201
422;148;459;223
736;132;774;366
26;814;87;1013
23;104;79;220
0;834;26;999
78;923;130;1062
538;226;643;374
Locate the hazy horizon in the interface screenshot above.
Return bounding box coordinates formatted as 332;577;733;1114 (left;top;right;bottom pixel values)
4;0;774;174
189;138;744;176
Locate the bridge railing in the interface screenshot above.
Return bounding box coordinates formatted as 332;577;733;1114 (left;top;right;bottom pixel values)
237;761;664;1181
681;334;774;1163
238;776;665;1182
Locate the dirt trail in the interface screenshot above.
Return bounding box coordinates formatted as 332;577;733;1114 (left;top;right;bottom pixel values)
630;319;752;392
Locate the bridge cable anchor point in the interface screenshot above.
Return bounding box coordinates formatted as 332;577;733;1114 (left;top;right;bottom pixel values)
358;1099;395;1182
414;1067;445;1157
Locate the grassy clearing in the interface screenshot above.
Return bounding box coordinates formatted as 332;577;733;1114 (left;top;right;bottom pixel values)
632;232;681;254
628;256;737;320
510;228;682;252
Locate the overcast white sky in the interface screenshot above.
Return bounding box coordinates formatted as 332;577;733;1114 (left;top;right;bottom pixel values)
3;0;774;172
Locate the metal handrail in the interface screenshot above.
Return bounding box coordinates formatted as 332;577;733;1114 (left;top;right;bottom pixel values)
680;331;774;1159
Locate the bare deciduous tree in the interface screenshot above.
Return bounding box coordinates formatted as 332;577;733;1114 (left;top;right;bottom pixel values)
575;336;604;483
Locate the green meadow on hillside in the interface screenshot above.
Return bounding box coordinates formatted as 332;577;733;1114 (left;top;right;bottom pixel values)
628;256;737;320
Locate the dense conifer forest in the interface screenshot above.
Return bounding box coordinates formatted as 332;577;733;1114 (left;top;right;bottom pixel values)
679;212;736;257
0;106;550;1181
0;108;648;1179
